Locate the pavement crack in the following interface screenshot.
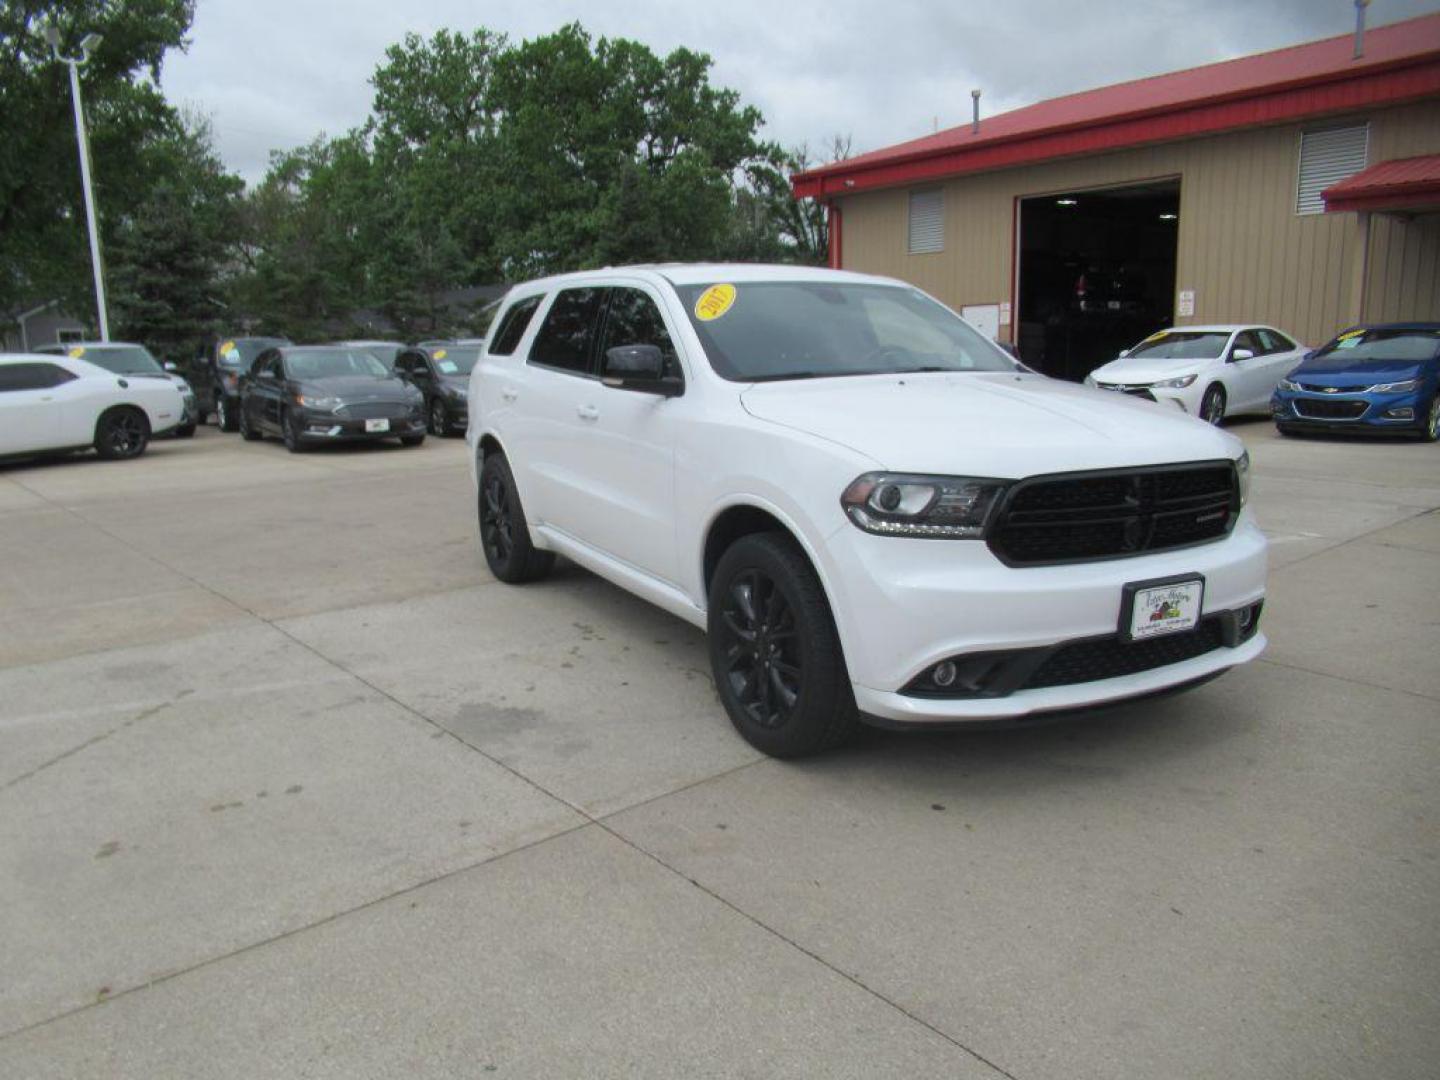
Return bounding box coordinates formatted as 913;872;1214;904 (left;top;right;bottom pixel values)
1;698;177;794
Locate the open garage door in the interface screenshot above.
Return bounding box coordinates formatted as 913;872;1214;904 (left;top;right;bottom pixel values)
1016;180;1179;381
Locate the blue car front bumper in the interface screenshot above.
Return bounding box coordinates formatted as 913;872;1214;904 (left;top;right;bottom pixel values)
1271;386;1429;432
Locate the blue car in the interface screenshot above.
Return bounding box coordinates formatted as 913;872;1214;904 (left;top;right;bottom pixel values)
1272;323;1440;441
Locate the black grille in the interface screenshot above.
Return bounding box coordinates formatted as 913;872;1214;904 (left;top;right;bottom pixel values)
1295;398;1367;420
1026;618;1225;689
987;463;1237;566
337;401;412;420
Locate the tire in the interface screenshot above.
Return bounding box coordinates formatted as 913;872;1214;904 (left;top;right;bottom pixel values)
477;453;555;584
429;398;447;436
707;532;858;758
1421;395;1440;443
1200;384;1227;426
1276;423;1302;438
239;401;262;441
281;408;306;453
94;407;150;461
401;434;425;447
217;395;238;432
175;423;196;439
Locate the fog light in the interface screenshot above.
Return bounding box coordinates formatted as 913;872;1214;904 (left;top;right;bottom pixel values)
932;660;958;688
1237;607;1253;632
1386;408;1414;420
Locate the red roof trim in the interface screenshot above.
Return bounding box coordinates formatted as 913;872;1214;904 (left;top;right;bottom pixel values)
793;15;1440;200
1322;153;1440;212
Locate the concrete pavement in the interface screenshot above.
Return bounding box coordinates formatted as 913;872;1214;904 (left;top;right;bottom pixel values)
1;420;1437;1078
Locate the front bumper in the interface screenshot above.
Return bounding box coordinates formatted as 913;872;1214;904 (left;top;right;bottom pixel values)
1090;380;1197;414
295;409;427;441
819;512;1268;725
1271;388;1426;431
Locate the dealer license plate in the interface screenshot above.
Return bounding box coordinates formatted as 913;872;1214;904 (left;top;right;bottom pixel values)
1122;577;1204;641
364;418;389;433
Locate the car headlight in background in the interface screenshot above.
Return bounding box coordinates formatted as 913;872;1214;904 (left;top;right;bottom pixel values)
841;473;1009;538
295;394;343;411
1277;378;1302;391
1366;379;1418;393
1153;373;1198;389
1236;451;1251;507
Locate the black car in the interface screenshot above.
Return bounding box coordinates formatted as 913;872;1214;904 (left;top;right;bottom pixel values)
206;336;292;431
237;345;427;452
393;343;479;436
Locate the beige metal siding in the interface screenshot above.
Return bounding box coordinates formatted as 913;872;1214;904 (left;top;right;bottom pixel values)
835;100;1440;347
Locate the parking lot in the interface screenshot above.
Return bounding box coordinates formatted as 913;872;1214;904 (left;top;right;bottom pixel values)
1;422;1437;1078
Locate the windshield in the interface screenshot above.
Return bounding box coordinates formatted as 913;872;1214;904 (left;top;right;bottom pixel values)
1124;331;1231;361
284;349;389;380
350;343;401;369
675;281;1015;382
71;345;164;375
220;338;290;368
430;346;480;376
1312;328;1440;365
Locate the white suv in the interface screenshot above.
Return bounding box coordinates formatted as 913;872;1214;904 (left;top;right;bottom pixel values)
468;265;1267;757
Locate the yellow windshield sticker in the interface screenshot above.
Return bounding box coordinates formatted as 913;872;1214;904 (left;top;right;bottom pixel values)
1336;328;1365;341
434;348;448;360
219;339;235;354
1142;331;1169;344
68;346;85;358
694;284;736;322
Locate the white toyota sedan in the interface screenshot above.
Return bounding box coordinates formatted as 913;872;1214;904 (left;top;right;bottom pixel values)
1086;325;1308;424
0;352;189;462
468;265;1268;757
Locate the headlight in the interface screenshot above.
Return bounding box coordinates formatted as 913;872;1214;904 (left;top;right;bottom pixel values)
1153;373;1198;389
841;473;1008;539
1366;378;1418;393
1278;378;1302;392
1236;451;1251;508
295;394;343;411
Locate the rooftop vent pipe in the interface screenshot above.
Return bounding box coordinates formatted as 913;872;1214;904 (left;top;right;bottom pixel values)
1354;0;1371;59
971;89;981;135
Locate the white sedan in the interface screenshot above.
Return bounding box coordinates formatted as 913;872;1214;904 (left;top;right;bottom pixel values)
0;352;188;462
1085;325;1308;424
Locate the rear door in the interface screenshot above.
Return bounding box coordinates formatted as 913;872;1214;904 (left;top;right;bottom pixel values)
1226;330;1270;410
0;363;70;454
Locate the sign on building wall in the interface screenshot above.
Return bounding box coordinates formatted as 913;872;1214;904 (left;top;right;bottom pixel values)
1177;289;1195;318
961;304;1001;341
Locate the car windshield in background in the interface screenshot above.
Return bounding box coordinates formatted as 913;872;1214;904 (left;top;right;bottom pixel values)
1313;329;1440;365
285;349;389;380
1126;332;1231;360
675;282;1014;382
221;339;289;368
353;343;401;369
432;346;480;376
73;345;164;375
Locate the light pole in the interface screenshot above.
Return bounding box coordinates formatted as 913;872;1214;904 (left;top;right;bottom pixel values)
43;26;110;342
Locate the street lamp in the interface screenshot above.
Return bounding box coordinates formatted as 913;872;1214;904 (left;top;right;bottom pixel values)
43;25;110;342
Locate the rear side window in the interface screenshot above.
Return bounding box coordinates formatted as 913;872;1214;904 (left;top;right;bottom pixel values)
0;363;77;391
1256;329;1294;354
489;296;543;357
529;288;605;374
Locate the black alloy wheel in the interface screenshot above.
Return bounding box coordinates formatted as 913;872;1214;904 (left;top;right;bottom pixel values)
707;533;857;758
429;398;448;436
1423;395;1440;442
94;408;149;460
1200;384;1227;426
477;453;554;583
281;408;305;453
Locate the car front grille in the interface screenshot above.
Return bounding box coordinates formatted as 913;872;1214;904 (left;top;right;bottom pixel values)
987;463;1238;566
1294;398;1368;420
1095;383;1157;400
336;401;413;420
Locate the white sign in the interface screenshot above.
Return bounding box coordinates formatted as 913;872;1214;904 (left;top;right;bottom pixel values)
961;304;1001;341
1177;289;1195;317
999;301;1012;325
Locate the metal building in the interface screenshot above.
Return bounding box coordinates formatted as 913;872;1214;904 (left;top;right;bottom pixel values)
792;13;1440;380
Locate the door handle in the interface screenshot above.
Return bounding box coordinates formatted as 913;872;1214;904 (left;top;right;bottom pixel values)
576;404;599;421
501;389;519;402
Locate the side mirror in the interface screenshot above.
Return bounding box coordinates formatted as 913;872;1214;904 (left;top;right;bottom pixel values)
1118;348;1131;358
1231;348;1255;362
602;345;680;396
164;361;179;373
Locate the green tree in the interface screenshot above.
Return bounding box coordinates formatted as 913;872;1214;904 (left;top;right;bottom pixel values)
0;1;196;321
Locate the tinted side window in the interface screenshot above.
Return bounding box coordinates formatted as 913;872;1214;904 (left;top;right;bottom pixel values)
1232;331;1263;358
1259;329;1296;353
599;288;681;380
0;363;75;391
489;296;543;357
529;288;605;374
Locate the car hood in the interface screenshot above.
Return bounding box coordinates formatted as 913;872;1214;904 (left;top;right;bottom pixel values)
1290;355;1424;386
296;376;415;400
739;373;1241;477
1088;356;1215;383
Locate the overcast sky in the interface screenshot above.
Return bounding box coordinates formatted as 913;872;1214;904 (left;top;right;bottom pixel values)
159;0;1440;185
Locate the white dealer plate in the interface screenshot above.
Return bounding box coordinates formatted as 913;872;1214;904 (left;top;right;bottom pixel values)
1122;577;1204;641
365;418;389;433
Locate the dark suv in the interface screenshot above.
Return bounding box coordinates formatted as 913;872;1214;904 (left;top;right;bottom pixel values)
393;343;480;436
202;336;291;431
